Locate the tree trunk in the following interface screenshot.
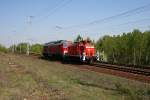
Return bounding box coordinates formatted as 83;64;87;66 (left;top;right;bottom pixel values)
139;49;141;65
133;48;136;65
146;52;149;64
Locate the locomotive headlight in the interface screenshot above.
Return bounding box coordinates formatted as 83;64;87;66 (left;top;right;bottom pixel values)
64;50;68;54
83;52;85;55
82;52;86;61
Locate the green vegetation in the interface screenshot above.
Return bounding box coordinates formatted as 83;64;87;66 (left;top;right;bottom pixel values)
0;44;8;53
0;53;149;100
30;44;43;54
74;34;83;42
96;29;150;65
9;43;43;54
115;82;150;100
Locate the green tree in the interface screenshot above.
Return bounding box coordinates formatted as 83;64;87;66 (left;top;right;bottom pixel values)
30;44;43;54
16;43;28;54
0;44;8;53
9;43;43;55
74;34;83;42
95;29;150;66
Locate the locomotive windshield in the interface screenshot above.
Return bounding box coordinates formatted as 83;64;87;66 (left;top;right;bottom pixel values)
63;42;68;48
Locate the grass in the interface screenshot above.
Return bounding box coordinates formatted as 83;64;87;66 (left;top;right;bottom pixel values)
0;52;150;100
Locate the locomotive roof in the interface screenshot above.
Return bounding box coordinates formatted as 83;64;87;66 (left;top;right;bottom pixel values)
74;40;91;44
44;40;68;46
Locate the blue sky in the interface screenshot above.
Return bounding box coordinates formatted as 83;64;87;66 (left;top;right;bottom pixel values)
0;0;150;46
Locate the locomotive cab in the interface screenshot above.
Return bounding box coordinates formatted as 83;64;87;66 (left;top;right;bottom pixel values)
67;40;96;63
79;40;95;63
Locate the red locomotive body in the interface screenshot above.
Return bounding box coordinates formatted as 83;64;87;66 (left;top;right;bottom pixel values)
67;40;96;63
42;40;72;58
43;40;97;63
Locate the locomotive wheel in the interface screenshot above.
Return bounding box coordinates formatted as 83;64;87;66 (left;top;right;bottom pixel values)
62;55;67;63
88;58;93;64
43;53;48;58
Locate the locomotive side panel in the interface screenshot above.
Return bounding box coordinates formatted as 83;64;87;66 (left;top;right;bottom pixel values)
42;40;72;58
48;44;61;55
68;43;80;56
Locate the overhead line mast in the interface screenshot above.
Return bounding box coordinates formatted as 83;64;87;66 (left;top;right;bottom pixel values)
26;16;34;56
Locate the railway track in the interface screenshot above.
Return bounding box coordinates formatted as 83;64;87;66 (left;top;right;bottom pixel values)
92;63;150;76
29;53;150;76
27;53;150;83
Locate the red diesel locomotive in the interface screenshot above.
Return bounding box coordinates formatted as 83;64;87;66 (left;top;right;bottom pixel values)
42;40;72;58
42;40;98;63
67;40;96;63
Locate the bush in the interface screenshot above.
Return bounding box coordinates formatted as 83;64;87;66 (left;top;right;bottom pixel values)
0;44;8;53
30;44;43;54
